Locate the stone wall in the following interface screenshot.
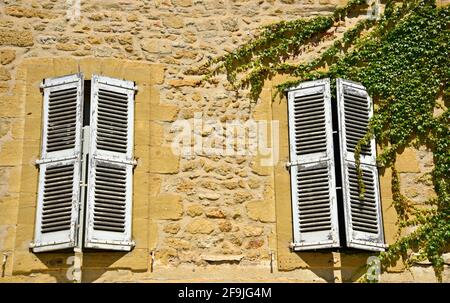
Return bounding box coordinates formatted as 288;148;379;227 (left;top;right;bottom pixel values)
0;0;448;282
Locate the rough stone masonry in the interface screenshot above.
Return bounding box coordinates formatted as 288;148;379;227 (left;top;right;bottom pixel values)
0;0;448;282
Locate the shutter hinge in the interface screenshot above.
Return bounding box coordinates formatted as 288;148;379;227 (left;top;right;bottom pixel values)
285;162;292;170
285;161;301;169
92;155;137;166
36;155;78;165
79;181;87;188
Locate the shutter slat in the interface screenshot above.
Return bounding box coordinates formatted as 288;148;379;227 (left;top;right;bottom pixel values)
337;78;385;252
287;79;340;250
85;75;135;251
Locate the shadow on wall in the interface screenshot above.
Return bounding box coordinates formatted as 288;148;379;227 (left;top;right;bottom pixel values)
340;252;372;282
33;251;128;282
81;252;128;282
297;252;335;282
31;252;73;282
290;251;369;282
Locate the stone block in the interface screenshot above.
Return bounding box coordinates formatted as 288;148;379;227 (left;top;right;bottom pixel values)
150;146;179;173
246;199;275;223
100;58;124;78
187;204;203;217
82;248;147;271
0;30;34;47
163;223;180;234
52;57;78;76
0;95;23;117
17;192;37;209
251;155;272;176
16;205;37;226
0;66;11;81
162;15;184;29
149;174;161;197
150;104;179;122
135;102;150;121
396;148;420;173
13;223;34;252
134;145;150;169
141;39;172;54
25;59;54;84
134;120;150;147
12;251;72;274
0;49;16;65
171;0;193;7
150;194;183;220
77;57;102;79
23;116;42;141
149;65;165;85
168;78;202;88
0;224;16;251
150;121;164;146
186;219;215;234
278;252;334;271
132;218;148;249
0;197;19;225
19;139;39;166
0;139;23;166
19;164;39;194
121;61;152;84
148;220;158;251
6;165;22;194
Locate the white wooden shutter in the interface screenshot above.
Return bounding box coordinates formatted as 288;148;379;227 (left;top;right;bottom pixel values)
337;78;385;251
84;75;136;251
287;78;340;250
31;74;84;252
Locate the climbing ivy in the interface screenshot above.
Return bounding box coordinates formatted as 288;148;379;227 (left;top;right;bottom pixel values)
194;0;450;281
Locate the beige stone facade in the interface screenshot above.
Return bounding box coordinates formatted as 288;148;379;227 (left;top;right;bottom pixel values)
0;0;448;282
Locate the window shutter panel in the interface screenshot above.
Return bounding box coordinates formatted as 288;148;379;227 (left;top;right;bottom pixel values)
31;74;84;252
287;78;340;250
336;79;376;166
337;78;385;251
84;75;136;251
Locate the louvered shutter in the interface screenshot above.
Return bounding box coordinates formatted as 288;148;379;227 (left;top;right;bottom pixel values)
287;78;340;250
31;74;84;252
84;75;136;251
337;78;385;251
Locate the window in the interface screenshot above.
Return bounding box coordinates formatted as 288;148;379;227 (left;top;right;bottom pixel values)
30;73;137;253
287;78;385;252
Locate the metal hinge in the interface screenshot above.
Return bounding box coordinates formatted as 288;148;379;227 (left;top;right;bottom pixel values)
36;155;78;165
92;155;137;166
285;160;301;170
285;161;292;170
